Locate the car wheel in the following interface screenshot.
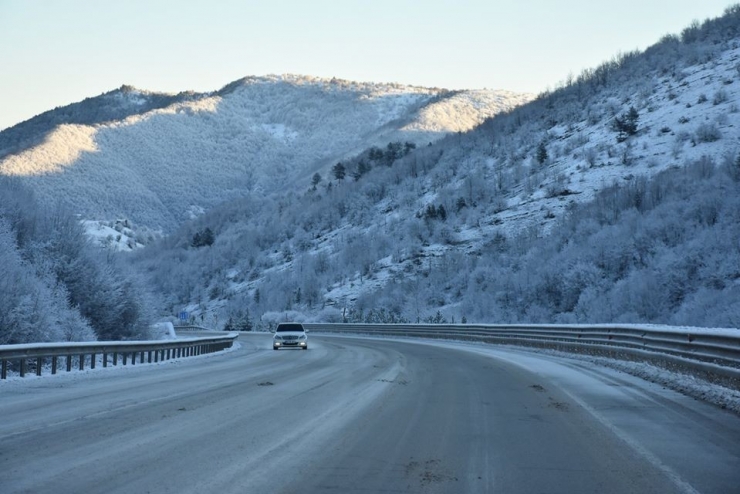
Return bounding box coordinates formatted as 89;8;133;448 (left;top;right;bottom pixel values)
302;346;308;350
273;347;279;351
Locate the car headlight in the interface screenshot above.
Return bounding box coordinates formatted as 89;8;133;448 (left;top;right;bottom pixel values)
299;334;307;340
274;335;282;341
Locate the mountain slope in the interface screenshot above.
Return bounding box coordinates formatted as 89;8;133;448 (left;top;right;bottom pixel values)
0;76;531;230
127;7;740;329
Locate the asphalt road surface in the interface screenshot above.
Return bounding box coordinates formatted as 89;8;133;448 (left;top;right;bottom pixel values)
1;333;739;493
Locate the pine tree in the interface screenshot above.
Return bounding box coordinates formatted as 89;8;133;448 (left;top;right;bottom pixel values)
437;204;447;221
332;162;346;181
191;227;214;248
613;106;639;142
536;141;548;165
311;172;322;190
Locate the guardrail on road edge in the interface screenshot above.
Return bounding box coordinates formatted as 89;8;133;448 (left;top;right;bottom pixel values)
0;333;238;379
305;323;740;390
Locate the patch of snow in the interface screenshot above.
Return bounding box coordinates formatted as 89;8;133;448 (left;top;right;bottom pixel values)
81;219;143;251
150;321;177;340
259;123;298;142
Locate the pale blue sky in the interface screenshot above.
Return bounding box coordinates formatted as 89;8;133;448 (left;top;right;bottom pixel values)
0;0;733;130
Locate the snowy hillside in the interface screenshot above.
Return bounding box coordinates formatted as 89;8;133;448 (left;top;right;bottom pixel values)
127;8;740;329
0;76;531;230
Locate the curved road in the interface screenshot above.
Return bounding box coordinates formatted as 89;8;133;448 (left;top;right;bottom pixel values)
1;333;739;493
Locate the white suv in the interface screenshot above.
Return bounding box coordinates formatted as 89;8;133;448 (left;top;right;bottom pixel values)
272;323;308;350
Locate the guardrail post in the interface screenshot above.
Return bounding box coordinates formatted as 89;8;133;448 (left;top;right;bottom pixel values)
0;334;237;379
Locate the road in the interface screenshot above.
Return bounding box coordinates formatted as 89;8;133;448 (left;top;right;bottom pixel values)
1;333;739;493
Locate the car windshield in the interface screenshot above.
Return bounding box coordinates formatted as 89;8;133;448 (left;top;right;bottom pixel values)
276;324;304;332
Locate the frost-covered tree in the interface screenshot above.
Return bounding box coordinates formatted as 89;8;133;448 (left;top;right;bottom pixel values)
123;7;740;329
0;178;154;342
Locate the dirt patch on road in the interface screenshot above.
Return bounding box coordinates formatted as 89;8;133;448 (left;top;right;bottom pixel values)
405;458;458;487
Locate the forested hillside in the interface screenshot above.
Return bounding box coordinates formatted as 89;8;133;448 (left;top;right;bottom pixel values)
0;178;154;344
3;8;740;342
127;6;740;330
0;76;529;231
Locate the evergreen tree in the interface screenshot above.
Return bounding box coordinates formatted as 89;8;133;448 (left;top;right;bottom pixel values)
437;204;447;221
238;311;253;331
613;106;639;142
332;162;346;181
311;172;322;190
353;160;370;181
386;142;403;163
536;141;548;165
367;146;383;162
191;227;214;248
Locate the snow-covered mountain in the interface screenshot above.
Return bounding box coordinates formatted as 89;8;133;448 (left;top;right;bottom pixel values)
127;8;740;329
0;76;531;231
3;8;739;340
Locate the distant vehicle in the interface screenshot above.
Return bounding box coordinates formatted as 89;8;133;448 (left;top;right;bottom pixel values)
272;323;308;350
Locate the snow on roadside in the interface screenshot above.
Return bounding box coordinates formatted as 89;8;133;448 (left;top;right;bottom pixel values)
0;341;242;384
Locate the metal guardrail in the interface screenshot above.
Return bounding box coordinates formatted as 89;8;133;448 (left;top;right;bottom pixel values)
173;325;213;331
306;323;740;389
0;333;238;379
